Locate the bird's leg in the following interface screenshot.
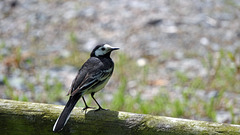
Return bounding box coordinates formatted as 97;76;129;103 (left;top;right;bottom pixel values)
82;96;95;111
91;93;108;111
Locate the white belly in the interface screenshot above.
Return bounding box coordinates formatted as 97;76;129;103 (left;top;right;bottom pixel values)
83;77;110;95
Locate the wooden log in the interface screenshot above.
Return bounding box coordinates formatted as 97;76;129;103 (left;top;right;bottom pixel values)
0;99;239;135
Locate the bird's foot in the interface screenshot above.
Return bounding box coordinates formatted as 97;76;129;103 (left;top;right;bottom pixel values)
94;107;109;112
82;106;95;111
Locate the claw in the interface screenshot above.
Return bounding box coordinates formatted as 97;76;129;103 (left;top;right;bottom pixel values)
94;107;109;112
82;106;95;111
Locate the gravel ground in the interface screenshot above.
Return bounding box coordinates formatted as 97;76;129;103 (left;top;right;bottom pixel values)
0;0;240;123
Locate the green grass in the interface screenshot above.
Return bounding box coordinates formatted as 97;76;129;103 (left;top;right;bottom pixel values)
106;49;239;123
1;44;240;124
206;49;240;92
204;97;217;121
0;42;6;61
3;76;15;100
112;75;127;110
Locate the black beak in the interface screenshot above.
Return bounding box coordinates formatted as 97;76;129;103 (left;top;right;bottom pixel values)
111;47;120;51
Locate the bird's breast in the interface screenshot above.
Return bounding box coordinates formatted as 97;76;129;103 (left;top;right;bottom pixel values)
84;77;111;95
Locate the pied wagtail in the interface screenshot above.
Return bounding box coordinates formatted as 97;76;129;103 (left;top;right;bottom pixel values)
53;44;119;132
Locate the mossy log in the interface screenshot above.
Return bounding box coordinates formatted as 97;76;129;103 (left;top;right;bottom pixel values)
0;99;240;135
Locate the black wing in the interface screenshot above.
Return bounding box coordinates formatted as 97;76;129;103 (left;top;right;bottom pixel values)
68;57;113;96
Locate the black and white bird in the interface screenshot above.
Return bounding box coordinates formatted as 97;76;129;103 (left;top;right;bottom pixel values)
53;44;119;132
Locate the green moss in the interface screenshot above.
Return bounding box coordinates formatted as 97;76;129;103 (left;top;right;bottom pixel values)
118;111;131;120
1;99;240;135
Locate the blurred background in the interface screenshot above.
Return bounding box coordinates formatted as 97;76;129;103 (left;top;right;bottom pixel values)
0;0;240;124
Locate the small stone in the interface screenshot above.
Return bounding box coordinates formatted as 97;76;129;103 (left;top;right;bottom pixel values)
207;90;218;99
200;37;209;46
216;111;232;123
136;58;147;67
8;76;25;90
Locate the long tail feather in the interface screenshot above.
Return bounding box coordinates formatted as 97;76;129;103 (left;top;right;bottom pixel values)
53;95;81;132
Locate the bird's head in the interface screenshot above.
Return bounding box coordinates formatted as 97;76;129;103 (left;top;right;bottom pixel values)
91;44;119;57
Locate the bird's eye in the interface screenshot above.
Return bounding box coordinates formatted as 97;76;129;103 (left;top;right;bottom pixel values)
101;48;105;51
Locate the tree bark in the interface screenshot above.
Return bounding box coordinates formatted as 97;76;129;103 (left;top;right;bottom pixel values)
0;99;239;135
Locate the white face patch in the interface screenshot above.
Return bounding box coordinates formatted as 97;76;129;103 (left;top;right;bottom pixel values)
95;44;113;57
